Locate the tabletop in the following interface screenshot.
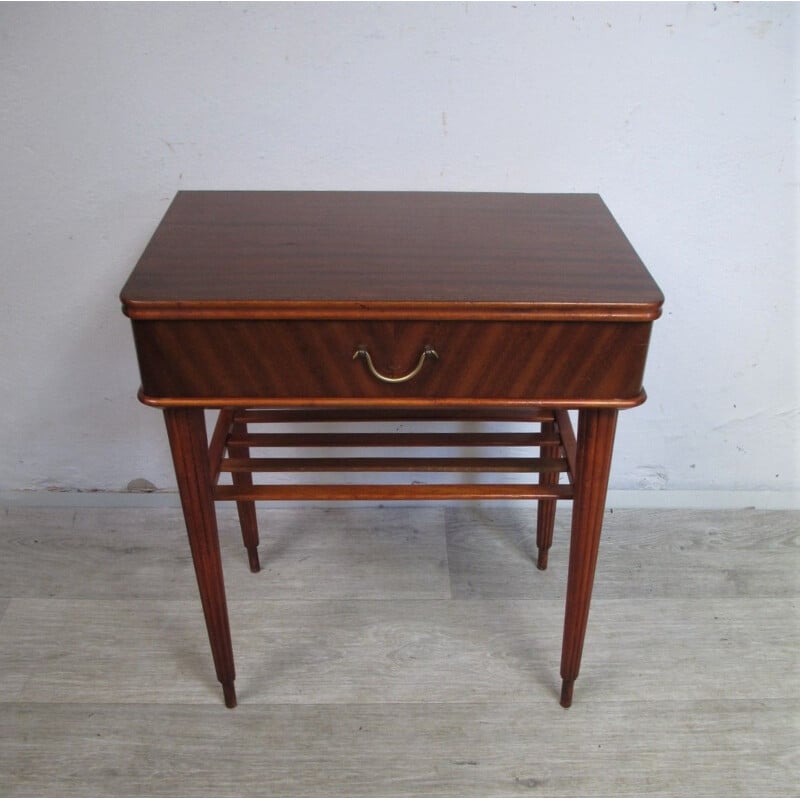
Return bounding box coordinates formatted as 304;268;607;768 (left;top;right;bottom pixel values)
120;191;663;322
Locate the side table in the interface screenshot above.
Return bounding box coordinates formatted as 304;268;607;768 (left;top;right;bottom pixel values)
120;191;663;708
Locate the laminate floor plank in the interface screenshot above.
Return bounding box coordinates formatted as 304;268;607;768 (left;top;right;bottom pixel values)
0;597;559;705
1;699;796;797
0;596;794;705
0;505;797;796
446;507;799;599
0;506;450;600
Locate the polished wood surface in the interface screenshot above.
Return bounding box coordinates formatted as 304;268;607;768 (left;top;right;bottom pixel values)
536;419;559;571
163;408;237;708
120;191;663;708
120;191;663;321
559;408;618;707
209;407;575;506
131;319;654;406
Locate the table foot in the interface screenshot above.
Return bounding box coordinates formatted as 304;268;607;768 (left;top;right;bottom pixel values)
246;546;261;573
536;548;549;570
560;679;574;708
222;681;237;708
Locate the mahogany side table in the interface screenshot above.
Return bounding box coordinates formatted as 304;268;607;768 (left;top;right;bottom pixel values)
120;191;663;708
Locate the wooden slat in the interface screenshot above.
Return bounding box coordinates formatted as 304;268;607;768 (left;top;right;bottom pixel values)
220;456;569;474
225;432;561;449
234;407;556;424
213;483;575;502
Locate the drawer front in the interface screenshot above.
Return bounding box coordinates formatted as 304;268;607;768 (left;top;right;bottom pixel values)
132;319;653;404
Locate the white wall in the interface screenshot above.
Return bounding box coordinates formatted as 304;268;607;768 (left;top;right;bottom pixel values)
0;2;797;503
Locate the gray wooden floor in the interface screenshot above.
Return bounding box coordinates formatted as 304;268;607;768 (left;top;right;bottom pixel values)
0;503;796;796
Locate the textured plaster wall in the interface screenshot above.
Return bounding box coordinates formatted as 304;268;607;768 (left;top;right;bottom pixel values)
0;2;796;500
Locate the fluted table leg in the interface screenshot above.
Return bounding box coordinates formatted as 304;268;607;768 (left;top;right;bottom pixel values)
560;407;618;708
229;420;261;572
536;419;559;570
164;407;237;708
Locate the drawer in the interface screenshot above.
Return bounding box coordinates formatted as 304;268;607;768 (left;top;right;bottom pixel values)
132;319;653;404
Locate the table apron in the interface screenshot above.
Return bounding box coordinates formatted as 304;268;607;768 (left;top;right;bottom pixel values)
131;319;654;405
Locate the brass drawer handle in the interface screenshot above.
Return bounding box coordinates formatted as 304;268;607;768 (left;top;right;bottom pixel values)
352;345;439;384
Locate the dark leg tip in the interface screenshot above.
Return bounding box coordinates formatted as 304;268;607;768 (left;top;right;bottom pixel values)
536;549;549;570
223;682;237;708
247;547;261;573
560;679;574;708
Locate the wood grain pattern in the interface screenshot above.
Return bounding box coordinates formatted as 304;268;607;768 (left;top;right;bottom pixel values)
0;506;452;601
213;483;574;502
132;318;654;404
120;191;664;321
119;191;664;710
554;409;577;482
560;408;618;706
234;407;558;423
0;507;796;795
224;430;562;448
228;421;261;572
3;506;792;603
2;699;797;796
164;408;237;707
2;595;795;705
536;420;559;570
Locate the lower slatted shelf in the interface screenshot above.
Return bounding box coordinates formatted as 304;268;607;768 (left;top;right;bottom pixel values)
208;406;577;503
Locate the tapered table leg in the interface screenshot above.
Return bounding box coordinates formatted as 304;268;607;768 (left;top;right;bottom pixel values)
164;407;237;708
229;421;261;572
536;419;559;570
560;407;618;708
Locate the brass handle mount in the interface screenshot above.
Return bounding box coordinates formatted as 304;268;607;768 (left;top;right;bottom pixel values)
352;345;439;384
